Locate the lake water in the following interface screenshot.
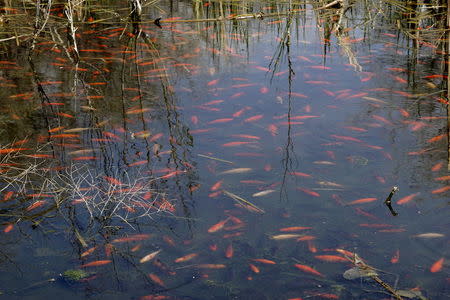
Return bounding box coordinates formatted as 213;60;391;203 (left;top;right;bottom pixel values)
0;1;448;299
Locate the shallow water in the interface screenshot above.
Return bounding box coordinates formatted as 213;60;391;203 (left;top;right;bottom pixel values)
0;1;448;299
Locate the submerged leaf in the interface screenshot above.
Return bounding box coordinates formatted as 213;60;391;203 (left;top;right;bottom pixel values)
343;267;377;280
396;289;428;300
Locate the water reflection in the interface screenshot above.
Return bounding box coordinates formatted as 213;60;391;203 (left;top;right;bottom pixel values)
0;0;449;299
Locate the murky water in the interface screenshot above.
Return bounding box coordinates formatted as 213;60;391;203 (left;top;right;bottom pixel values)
0;1;448;299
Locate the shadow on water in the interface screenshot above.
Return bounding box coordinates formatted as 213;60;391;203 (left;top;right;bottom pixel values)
0;0;449;299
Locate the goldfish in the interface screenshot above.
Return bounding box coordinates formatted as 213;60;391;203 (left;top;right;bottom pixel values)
296;187;320;197
390;250;400;264
397;192;420;205
252;258;276;265
80;260;112;267
294;264;324;277
279;226;312;232
0;148;30;154
210;180;223;191
330;135;363;143
81;246;97;258
112;234;152;243
2;191;14;202
103;176;123;185
148;273;165;287
296;235;316;241
208;118;234;124
431;186;450;194
427;134;445;143
195;264;226;269
348;197;377;205
231;134;260;140
225;244;233;258
140;249;162;263
244;115;263;122
249;264;260;273
314;255;348;262
174;253;198;263
222;141;254;147
232;107;249;117
291;172;312;178
430;258;444;273
26;200;46;211
159;170;186;179
4;224;13;233
344;126;367;132
207;79;219;86
208;218;229;233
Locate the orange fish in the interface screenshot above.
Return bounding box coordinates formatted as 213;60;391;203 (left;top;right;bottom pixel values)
267;124;278;136
174;253;198;263
80;260;112;267
103;176;123;185
222;141;253;147
291;172;312;178
149;133;163;142
208;218;229;233
231;134;260;140
112;234;152;243
310;65;331;70
26;200;46;211
296;187;320;197
427;134;446;143
160;170;186;179
260;87;269;94
208;118;234;124
244;114;263;123
249;264;260;273
50;134;79;139
390;250;400;264
227;215;243;224
232;107;249;118
225;244;233;258
294;264;324;277
253;66;270;72
279;226;312;232
397;192;419;205
314;255;348;263
4;224;13;233
207;79;219;86
196;264;226;269
0;148;30;154
399;108;410;118
2;191;14;202
252;258;276;265
430;257;444;273
148;273;165;287
289;92;308;98
348;197;377;205
330;135;363;143
431;186;450;194
296;235;316;242
307;240;318;253
81;247;97;258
